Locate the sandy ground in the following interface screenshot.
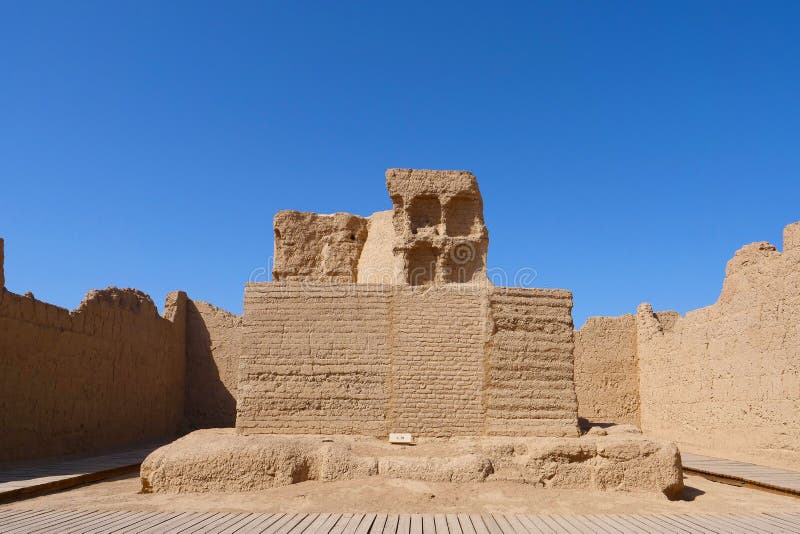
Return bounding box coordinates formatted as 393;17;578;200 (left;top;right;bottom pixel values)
2;473;799;515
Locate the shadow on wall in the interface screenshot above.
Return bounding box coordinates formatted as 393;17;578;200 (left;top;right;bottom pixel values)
184;299;241;429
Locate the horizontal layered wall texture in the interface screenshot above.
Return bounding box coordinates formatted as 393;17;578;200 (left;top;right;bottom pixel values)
0;287;186;462
238;282;579;437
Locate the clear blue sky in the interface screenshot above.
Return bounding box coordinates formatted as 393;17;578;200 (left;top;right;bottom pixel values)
1;1;798;327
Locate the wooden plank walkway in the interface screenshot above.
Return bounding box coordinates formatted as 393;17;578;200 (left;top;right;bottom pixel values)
682;452;800;495
1;510;799;533
0;446;159;503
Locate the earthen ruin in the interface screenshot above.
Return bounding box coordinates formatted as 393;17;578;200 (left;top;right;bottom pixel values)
3;168;798;500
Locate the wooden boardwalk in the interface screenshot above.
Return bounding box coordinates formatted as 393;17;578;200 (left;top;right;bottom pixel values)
0;446;158;502
682;452;800;496
1;510;799;533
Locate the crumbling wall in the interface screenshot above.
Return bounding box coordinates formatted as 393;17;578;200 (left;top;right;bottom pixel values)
238;282;579;437
184;299;242;429
574;315;640;426
0;284;186;462
636;223;800;469
386;169;489;286
272;211;368;283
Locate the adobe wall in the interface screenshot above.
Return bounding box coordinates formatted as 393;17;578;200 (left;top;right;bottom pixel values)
636;223;800;470
184;299;242;429
0;286;186;463
574;314;640;426
237;282;579;437
575;222;800;469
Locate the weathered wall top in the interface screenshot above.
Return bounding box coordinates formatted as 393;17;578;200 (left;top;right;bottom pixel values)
272;210;368;283
270;169;490;286
385;168;481;202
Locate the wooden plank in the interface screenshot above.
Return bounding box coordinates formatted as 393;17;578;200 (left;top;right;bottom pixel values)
294;513;329;534
445;514;463;534
704;513;760;533
119;511;181;533
421;514;436;534
754;513;800;531
9;509;85;533
62;511;133;533
277;513;310;534
467;514;489;534
287;513;320;534
609;514;651;533
266;513;300;534
762;512;800;528
661;514;718;533
342;514;366;534
173;511;231;533
555;515;597;534
0;509;64;530
397;515;411;534
672;514;720;533
536;516;569;534
456;514;477;534
84;511;155;533
561;514;609;534
649;513;695;533
208;513;256;533
86;511;155;533
330;513;355;534
314;513;344;534
479;514;503;534
410;514;423;534
433;514;449;534
585;514;638;534
521;515;553;534
626;514;674;534
767;512;800;527
511;515;541;534
356;513;377;534
489;514;516;534
136;511;202;533
382;515;400;534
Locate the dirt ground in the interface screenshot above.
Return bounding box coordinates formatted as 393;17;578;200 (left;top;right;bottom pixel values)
2;473;799;515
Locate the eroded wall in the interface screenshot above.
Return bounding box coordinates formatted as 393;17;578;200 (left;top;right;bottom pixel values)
184;299;242;429
574;315;640;426
0;286;186;462
636;223;800;469
238;282;579;437
272;211;368;283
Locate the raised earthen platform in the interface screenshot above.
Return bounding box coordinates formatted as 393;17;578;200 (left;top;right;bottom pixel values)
140;427;684;498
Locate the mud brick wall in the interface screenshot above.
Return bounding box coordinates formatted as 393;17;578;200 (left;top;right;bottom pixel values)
238;282;579;437
238;283;392;435
0;287;186;462
388;286;486;436
574;314;640;426
184;299;242;429
487;288;579;437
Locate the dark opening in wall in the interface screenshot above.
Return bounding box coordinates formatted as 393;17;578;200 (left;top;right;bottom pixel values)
409;196;442;235
445;195;480;237
407;244;438;286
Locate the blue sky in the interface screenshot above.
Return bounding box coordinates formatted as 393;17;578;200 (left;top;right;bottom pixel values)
1;1;798;327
